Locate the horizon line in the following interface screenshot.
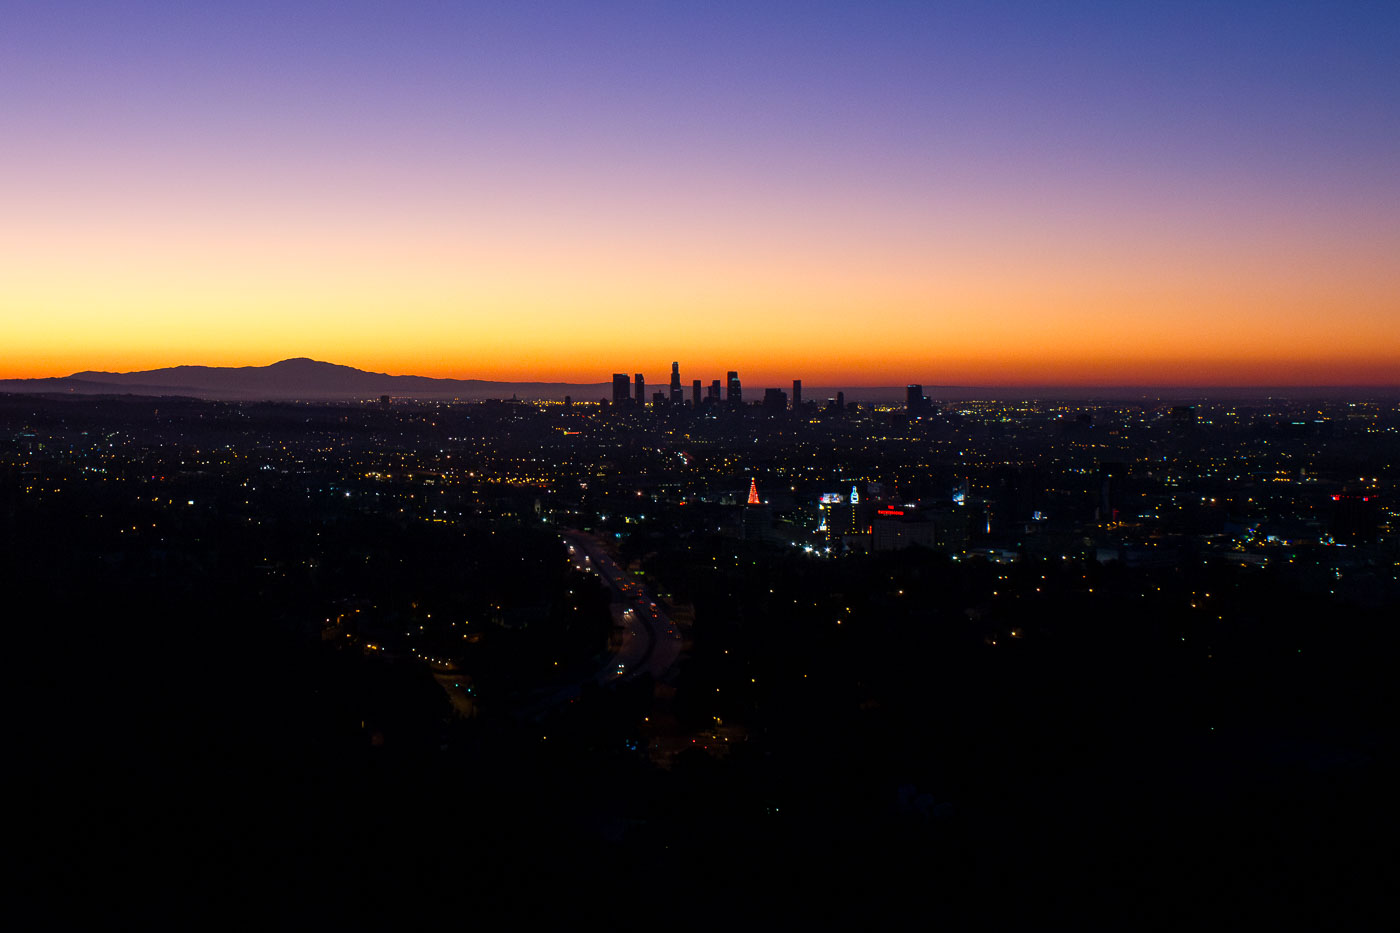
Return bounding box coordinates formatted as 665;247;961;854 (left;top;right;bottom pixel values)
0;357;1396;392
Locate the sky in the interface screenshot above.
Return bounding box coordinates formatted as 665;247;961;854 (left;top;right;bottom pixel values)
3;1;1398;386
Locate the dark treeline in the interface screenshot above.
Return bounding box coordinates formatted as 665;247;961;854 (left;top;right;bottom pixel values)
10;511;1393;923
7;478;621;921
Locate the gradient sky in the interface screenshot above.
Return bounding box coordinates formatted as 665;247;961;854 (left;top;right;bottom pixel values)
3;1;1398;385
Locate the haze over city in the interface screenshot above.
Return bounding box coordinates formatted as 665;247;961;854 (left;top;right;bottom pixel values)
4;1;1398;385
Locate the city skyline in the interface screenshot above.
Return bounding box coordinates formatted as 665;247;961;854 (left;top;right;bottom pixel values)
4;3;1398;385
6;355;1396;403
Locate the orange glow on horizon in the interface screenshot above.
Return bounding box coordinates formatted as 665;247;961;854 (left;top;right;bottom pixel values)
4;161;1396;387
4;346;1396;389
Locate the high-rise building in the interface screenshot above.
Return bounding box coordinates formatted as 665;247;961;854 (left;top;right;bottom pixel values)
871;505;937;551
634;373;645;408
817;490;860;542
792;380;802;410
612;374;631;407
727;371;742;406
906;385;929;414
709;380;722;402
692;379;701;407
762;388;787;413
670;362;682;405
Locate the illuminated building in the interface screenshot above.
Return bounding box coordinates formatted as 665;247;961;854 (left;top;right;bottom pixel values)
871;506;937;551
742;477;780;543
670;362;682;405
727;371;742;406
817;490;860;542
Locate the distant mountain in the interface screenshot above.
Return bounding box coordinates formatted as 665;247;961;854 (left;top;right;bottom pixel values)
0;358;608;401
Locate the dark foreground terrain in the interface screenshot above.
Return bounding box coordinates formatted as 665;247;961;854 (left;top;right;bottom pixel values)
6;394;1395;925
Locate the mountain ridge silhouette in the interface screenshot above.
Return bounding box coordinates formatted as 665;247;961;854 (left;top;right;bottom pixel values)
12;358;605;400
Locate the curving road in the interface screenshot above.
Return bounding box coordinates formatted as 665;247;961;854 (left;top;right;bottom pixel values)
562;530;682;684
511;531;684;719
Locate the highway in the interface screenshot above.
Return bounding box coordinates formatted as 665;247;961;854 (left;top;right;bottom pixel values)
509;531;683;719
561;530;683;684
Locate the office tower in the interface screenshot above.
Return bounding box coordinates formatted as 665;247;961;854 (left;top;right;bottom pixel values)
818;490;860;542
709;380;722;402
612;373;631;407
836;391;845;410
792;380;802;410
906;384;928;414
634;373;645;408
871;505;937;552
563;395;571;408
670;362;682;405
692;379;701;407
727;371;742;406
762;388;787;413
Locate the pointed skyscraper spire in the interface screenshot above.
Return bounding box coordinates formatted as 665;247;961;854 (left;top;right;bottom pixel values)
747;477;761;506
